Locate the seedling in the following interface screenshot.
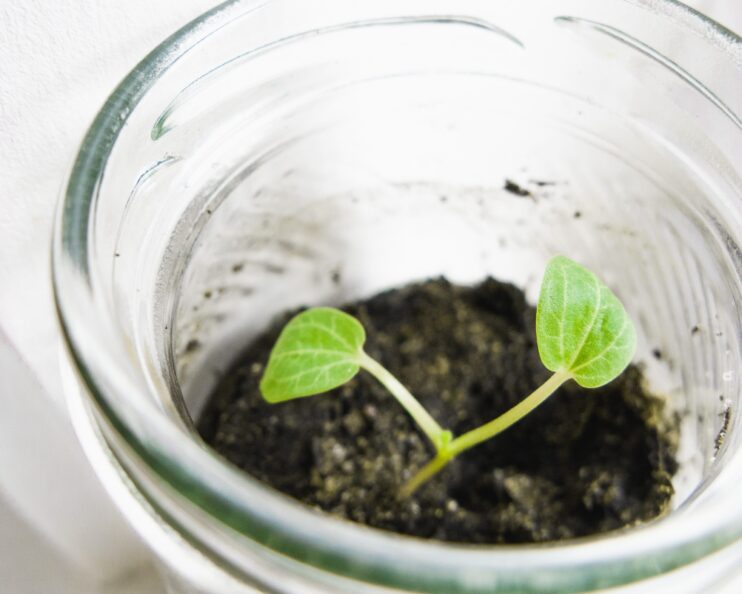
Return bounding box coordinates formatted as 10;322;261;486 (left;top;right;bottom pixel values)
259;256;636;496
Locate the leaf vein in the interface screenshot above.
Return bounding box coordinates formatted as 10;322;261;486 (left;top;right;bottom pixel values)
277;360;356;384
559;264;567;362
571;316;630;374
272;348;358;359
286;320;356;351
568;276;602;369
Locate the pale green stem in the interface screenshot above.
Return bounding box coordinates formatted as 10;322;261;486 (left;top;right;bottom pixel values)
399;451;452;499
402;370;572;496
358;351;446;449
447;369;572;457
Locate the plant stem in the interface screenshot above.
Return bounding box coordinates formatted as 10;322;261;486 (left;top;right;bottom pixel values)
402;369;572;496
448;370;572;457
399;451;452;499
358;351;446;449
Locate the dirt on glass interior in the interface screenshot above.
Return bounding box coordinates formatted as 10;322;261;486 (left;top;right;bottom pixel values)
198;277;678;544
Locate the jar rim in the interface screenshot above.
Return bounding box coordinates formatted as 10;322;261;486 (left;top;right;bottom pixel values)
53;1;742;591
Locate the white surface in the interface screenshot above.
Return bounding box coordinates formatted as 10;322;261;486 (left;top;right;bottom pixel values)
0;0;213;590
0;0;739;592
0;484;161;594
0;330;150;578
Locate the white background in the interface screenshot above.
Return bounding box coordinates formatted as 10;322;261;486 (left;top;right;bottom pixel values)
0;3;212;591
0;1;739;592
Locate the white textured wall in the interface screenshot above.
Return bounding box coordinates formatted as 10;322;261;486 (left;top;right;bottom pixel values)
0;0;739;591
0;0;213;408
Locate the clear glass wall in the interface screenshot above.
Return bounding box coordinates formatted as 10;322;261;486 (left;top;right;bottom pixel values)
55;1;742;592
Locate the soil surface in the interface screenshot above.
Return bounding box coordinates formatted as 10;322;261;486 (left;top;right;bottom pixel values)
198;278;678;544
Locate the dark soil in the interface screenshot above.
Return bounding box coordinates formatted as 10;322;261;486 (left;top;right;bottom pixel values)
198;277;678;544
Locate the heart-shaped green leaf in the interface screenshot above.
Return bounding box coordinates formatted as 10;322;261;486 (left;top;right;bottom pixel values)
260;307;365;403
536;256;636;388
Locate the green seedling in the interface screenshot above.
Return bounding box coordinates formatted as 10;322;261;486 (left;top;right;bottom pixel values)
259;256;636;496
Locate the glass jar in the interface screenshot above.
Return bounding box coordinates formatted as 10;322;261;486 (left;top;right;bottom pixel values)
53;1;742;592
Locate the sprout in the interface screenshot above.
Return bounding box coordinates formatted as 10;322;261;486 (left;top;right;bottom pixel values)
260;256;636;496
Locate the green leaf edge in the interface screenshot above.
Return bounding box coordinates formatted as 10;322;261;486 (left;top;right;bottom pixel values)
259;307;366;403
536;255;637;389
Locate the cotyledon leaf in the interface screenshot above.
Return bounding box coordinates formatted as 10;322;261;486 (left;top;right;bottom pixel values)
259;307;365;402
536;255;637;388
